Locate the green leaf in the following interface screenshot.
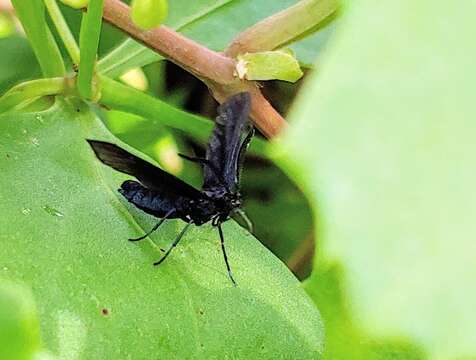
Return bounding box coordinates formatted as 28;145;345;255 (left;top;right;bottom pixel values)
131;0;168;30
237;51;303;82
0;36;40;95
0;280;40;360
11;0;65;77
288;14;338;67
98;0;336;77
279;0;476;358
0;98;323;358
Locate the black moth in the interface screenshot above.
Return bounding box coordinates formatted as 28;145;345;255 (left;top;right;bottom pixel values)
87;92;254;286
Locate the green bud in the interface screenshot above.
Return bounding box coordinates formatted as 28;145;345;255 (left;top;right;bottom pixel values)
58;0;90;9
236;50;304;83
131;0;168;30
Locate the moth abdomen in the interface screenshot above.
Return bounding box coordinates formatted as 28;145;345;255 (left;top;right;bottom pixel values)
119;180;177;219
119;179;142;196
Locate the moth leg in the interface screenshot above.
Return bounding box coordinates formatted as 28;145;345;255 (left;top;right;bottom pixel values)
154;221;193;266
232;208;253;233
129;208;175;242
218;223;237;287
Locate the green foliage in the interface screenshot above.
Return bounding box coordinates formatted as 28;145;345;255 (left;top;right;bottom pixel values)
59;0;89;9
0;99;323;359
0;13;15;38
99;76;268;156
279;0;476;358
242;167;313;264
0;36;40;95
7;0;471;358
0;280;40;360
11;0;65;77
98;0;333;77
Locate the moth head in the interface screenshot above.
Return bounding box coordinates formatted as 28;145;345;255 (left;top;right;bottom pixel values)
215;192;242;221
227;192;242;209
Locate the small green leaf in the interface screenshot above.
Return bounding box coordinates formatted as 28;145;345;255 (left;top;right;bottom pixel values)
58;0;89;9
237;51;303;82
131;0;168;30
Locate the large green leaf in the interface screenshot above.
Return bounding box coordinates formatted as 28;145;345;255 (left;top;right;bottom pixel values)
98;0;336;77
0;98;323;359
279;0;476;359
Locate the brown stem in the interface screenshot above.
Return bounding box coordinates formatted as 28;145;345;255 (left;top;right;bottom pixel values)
226;0;338;57
208;83;287;138
102;0;287;138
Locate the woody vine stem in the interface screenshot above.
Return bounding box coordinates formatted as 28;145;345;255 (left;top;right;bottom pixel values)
2;0;337;138
101;0;338;138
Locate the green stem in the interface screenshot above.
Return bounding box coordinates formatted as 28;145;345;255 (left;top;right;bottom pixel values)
99;75;212;142
11;0;65;77
0;78;68;113
226;0;338;57
78;0;104;99
44;0;81;64
0;75;268;158
101;0;286;138
99;76;267;156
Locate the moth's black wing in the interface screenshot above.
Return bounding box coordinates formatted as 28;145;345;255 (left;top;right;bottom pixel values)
203;92;252;195
236;125;255;184
87;140;205;218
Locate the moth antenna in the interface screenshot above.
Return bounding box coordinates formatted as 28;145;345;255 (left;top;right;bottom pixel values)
218;223;237;286
233;208;253;233
154;221;192;266
129;208;175;242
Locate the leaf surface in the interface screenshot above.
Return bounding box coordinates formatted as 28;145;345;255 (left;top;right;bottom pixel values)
0;280;40;360
0;98;323;359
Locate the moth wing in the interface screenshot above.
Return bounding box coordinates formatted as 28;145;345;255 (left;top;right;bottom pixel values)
203;92;252;194
87;140;204;201
236;126;255;184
